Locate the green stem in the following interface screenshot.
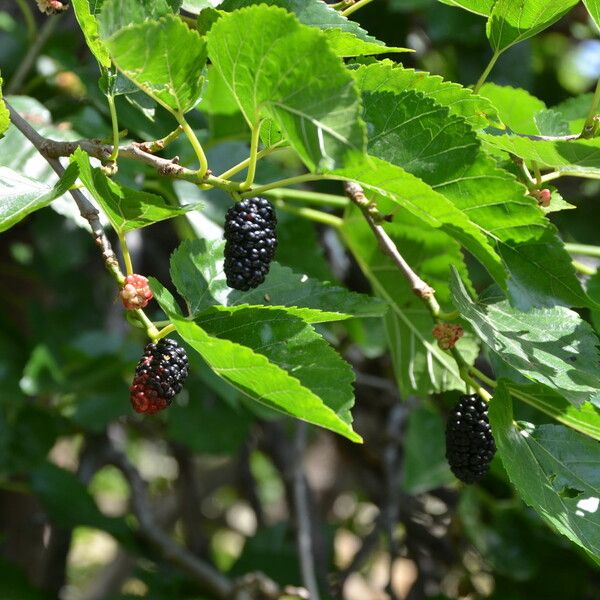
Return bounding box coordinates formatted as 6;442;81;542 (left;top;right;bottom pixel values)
176;114;209;178
572;260;596;276
107;94;120;162
511;155;536;191
450;348;492;401
15;0;36;42
204;174;245;193
242;174;328;198
135;309;160;341
141;126;184;153
437;309;460;321
118;232;133;276
218;142;284;181
540;171;561;183
581;78;600;138
473;51;500;94
263;188;349;207
240;120;263;191
274;201;343;228
468;365;497;389
565;243;600;259
341;0;375;17
532;161;542;186
156;324;176;340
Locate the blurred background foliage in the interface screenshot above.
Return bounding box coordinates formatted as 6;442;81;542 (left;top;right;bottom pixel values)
0;1;599;599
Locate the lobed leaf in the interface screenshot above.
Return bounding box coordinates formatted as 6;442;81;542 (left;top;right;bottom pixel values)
72;0;111;67
486;0;579;54
102;14;208;114
206;5;366;171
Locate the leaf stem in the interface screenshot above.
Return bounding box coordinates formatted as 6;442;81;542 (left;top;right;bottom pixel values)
118;232;134;276
242;174;328;198
473;51;500;94
240;120;263;191
564;243;600;259
135;309;160;341
138;126;184;153
156;324;177;340
437;309;460;321
468;365;497;389
540;171;561;183
218;142;284;181
263;187;349;207
107;94;120;162
581;78;600;138
176;114;209;178
341;0;375;17
204;174;245;192
274;201;343;228
572;259;596;276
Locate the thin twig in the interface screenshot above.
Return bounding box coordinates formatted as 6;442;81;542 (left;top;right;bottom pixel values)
343;182;438;309
6;101;123;282
293;422;321;600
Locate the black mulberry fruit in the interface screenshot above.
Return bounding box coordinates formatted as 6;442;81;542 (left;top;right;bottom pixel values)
223;197;277;291
130;338;189;414
445;394;496;484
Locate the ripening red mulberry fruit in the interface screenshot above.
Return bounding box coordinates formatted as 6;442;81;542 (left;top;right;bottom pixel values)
223;197;277;291
130;338;189;414
445;394;496;484
120;274;153;310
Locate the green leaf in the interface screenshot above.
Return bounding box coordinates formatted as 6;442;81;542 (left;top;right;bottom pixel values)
99;0;175;37
403;402;454;493
504;381;600;441
0;72;9;139
331;153;506;287
486;0;579;54
342;204;478;396
0;163;79;233
206;5;365;171
583;0;600;28
103;15;208;114
353;61;500;130
450;268;600;408
478;83;546;134
438;0;494;16
323;30;410;57
217;0;412;57
535;109;570;136
354;69;588;309
480;133;600;179
198;306;356;426
362;89;480;185
71;148;200;233
151;279;362;442
72;0;111;67
490;383;600;559
170;239;386;322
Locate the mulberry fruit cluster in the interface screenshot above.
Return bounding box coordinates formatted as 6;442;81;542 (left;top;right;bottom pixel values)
130;338;189;414
445;394;496;484
223;197;277;291
120;274;153;310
